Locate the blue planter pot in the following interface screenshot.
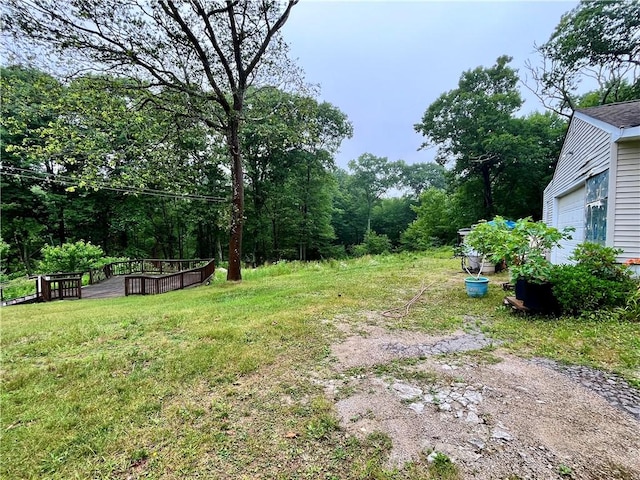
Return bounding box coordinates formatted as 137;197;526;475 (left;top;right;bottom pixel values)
465;277;489;298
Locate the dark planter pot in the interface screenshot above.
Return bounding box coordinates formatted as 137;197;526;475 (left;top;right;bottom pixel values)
515;279;559;314
515;279;526;300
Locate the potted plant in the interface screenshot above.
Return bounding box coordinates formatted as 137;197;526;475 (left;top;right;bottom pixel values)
461;220;509;297
495;218;573;312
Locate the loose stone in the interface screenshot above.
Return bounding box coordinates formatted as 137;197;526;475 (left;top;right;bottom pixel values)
492;428;513;441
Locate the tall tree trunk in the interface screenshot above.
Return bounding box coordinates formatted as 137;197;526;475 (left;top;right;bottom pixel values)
481;164;494;218
227;116;244;281
58;204;66;245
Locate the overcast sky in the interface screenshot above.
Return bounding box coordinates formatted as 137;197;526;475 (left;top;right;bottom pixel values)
282;1;577;168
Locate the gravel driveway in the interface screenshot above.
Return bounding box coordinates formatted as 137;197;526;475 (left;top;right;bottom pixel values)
321;313;640;480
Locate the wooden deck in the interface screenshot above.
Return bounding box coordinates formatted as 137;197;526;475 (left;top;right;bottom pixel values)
81;276;126;299
2;259;214;305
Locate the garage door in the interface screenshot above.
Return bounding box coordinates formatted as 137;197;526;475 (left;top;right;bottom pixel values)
552;187;585;264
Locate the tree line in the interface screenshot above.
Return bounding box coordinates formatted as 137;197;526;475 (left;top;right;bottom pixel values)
1;0;638;280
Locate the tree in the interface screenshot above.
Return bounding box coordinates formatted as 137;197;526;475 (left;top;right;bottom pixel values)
3;0;300;281
396;161;446;199
331;169;367;249
414;56;523;218
526;0;640;116
401;188;459;249
371;197;416;246
490;111;566;220
1;65;230;269
241;87;351;263
1;66;67;273
347;153;400;234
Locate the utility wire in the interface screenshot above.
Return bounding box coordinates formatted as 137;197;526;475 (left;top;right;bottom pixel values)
0;165;227;203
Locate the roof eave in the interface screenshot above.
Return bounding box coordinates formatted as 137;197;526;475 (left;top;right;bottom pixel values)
616;125;640;142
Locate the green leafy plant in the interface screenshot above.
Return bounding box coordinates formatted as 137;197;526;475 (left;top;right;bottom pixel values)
558;463;573;477
463;216;573;284
550;243;638;316
570;243;630;282
38;240;105;274
428;451;460;479
500;217;573;284
550;265;626;315
352;231;392;257
463;219;511;279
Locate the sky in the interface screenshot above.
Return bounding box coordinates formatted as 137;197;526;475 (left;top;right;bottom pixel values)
281;0;577;168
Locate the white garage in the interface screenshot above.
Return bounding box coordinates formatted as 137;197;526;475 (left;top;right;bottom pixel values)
542;101;640;266
552;187;584;264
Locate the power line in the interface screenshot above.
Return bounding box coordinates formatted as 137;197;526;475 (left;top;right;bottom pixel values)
0;165;228;203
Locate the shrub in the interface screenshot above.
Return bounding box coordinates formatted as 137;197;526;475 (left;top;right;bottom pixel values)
352;231;392;256
550;243;638;316
570;243;630;281
550;265;632;315
38;240;105;274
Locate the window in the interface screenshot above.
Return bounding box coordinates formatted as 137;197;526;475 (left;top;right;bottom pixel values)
585;170;608;245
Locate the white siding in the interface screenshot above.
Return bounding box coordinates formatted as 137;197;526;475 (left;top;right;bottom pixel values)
550;117;611;195
544;115;613;264
543;184;553;225
614;141;640;262
553;187;585;264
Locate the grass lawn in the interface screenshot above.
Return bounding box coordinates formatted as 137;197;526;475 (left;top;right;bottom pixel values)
2;250;639;479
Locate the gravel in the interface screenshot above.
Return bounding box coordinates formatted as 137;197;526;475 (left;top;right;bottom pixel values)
323;314;640;480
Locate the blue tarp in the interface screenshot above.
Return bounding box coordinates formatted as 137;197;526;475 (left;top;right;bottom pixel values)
487;219;516;229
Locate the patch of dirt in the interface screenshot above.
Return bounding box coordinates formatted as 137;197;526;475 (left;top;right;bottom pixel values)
322;314;640;480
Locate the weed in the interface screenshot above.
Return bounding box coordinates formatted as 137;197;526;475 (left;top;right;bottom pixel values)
558;464;573;477
428;451;460;479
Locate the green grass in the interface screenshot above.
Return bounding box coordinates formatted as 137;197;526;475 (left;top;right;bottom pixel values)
2;251;639;479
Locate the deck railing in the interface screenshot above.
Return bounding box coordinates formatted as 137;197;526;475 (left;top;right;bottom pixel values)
34;259;214;302
89;259;211;284
124;259;215;296
40;273;83;301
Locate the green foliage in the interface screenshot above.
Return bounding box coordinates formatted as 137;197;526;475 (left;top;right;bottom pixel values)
569;243;629;282
352;231;392;257
531;0;640;114
397;161;447;198
242;88;352;263
428;452;459;479
371;197;416;247
415;56;523;218
38;241;105;274
0;238;9;271
0;276;37;300
347;153;402;233
558;464;573;477
402;188;460;249
463;219;510;261
614;287;640;322
550;265;630;315
415;57;566;222
550;243;638;316
461;216;572;284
